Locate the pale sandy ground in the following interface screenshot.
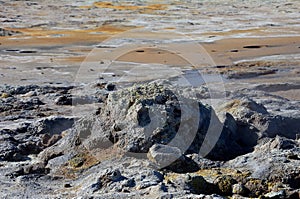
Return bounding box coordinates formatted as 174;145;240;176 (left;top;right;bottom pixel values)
0;0;299;98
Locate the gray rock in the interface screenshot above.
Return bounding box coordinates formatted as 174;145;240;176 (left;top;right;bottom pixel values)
55;95;100;105
188;153;223;169
8;85;39;95
31;116;74;135
136;170;163;189
54;95;72;105
0;141;19;161
147;144;200;173
105;83;116;91
147;144;182;168
264;190;286;199
20;91;37;97
77;81;245;162
232;183;246;195
1;79;300;198
270;136;297;150
219;97;300;140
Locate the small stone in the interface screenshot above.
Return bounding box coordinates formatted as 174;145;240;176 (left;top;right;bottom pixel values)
64;183;72;188
122;178;135;188
105;83;116;91
41;134;62;147
21;91;37;97
55;95;72;105
287;153;299;160
47;134;62;146
1;93;10;98
232;183;246;195
90;181;102;193
264;190;285;199
105;169;122;182
136;170;163;189
12;153;24;161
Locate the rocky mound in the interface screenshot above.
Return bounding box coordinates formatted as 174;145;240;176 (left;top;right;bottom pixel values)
76;82;247;163
0;81;299;198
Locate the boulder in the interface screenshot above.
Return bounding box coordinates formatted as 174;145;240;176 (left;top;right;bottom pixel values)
77;81;244;161
147;144;200;173
147;144;182;168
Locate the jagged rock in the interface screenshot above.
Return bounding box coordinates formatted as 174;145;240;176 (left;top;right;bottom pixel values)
270;136;297;150
1;1;299;198
100;169;124;186
0;123;44;161
77;81;246;162
219;97;300;140
0;80;299;198
76;159;164;197
38;129;79;163
17;97;44;110
99;82;183;153
205;112;247;160
225;136;300;192
164;156;200;173
11;162;49;177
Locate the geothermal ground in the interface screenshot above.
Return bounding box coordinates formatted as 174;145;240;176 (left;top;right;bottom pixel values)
0;0;300;198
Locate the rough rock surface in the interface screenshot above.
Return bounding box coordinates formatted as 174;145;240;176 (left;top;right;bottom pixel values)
1;0;300;197
1;79;299;198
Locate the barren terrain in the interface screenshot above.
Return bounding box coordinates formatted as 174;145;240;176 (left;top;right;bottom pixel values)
0;0;299;198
